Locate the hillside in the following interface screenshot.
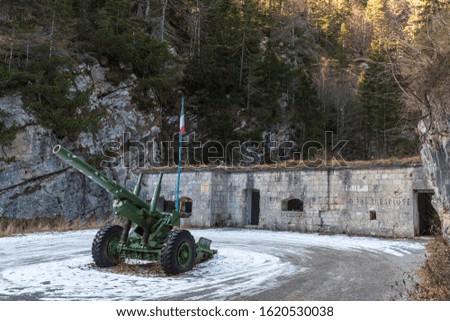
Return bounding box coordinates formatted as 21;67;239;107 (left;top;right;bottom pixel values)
0;1;449;230
2;0;448;163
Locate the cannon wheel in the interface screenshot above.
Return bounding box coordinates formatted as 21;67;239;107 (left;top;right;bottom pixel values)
161;229;195;275
92;225;123;267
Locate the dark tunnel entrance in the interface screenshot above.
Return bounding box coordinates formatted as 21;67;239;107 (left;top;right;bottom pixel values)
415;191;441;236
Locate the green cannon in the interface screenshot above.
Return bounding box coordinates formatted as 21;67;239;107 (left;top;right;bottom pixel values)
53;145;216;275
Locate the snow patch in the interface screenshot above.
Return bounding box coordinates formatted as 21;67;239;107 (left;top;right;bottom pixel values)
0;229;424;300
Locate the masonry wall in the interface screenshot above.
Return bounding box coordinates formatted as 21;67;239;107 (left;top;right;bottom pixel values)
146;171;214;227
144;165;433;237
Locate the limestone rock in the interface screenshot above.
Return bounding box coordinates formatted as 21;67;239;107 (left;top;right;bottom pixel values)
419;119;450;238
0;62;162;222
0;95;35;128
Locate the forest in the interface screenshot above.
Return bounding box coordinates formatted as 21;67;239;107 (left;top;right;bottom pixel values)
0;0;449;162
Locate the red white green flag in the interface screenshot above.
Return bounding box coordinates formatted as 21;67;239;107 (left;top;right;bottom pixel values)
180;105;186;135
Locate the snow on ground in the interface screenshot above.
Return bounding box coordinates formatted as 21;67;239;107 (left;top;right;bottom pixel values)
0;228;425;300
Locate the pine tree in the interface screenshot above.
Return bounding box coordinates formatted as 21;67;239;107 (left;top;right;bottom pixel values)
100;0;132;33
358;56;403;158
365;0;389;53
405;0;449;38
307;0;353;58
183;0;269;143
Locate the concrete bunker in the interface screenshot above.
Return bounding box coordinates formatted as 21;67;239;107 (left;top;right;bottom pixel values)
144;164;436;237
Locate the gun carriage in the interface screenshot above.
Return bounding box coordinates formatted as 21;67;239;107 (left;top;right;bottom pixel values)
53;145;215;275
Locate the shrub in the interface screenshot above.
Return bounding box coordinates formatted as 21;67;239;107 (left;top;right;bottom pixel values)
410;236;450;300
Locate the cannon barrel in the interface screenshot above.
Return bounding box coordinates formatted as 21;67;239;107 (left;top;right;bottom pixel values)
53;145;149;210
149;173;163;213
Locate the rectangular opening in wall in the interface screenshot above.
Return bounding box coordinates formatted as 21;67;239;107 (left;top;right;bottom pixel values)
178;196;193;218
250;190;260;225
417;192;441;236
282;198;304;212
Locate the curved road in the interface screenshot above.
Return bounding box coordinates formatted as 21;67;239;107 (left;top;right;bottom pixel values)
0;228;426;300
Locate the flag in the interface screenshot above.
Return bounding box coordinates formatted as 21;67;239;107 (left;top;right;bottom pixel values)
176;96;185;214
180;105;186;135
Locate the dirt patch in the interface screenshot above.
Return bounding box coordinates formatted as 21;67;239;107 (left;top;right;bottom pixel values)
109;262;166;277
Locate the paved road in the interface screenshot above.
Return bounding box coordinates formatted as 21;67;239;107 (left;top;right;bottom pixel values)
0;228;426;300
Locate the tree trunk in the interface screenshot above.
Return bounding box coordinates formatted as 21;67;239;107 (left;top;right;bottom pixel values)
196;0;201;56
246;69;251;109
160;0;168;42
25;39;30;69
145;0;150;18
8;26;14;71
239;31;246;88
49;10;55;58
190;1;201;57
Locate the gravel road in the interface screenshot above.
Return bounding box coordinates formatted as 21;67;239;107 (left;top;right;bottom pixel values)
0;228;426;301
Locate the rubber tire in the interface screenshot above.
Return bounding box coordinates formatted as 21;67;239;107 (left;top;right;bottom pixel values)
92;225;123;267
161;229;196;275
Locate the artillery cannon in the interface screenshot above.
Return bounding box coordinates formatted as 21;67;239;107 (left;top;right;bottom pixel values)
53;145;216;275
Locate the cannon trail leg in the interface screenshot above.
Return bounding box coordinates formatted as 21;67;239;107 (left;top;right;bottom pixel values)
121;219;132;243
141;219;151;246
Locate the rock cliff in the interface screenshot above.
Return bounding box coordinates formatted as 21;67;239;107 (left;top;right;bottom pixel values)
419;119;450;238
0;63;159;221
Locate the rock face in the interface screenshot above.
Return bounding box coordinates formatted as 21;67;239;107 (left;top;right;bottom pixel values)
0;94;111;221
0;63;160;222
401;17;450;239
419;120;450;238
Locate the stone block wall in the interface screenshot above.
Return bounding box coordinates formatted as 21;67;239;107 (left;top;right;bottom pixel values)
142;171;214;227
144;165;434;237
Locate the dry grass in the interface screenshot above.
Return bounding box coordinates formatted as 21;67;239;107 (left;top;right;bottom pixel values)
109;261;166;277
0;214;108;238
344;156;422;167
409;236;450;300
140;156;422;172
106;256;212;277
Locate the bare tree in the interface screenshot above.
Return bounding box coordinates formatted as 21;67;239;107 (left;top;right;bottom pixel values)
160;0;168;42
191;0;202;56
49;10;55;58
25;39;30;69
8;25;14;71
311;57;358;140
394;12;450;131
146;0;151;18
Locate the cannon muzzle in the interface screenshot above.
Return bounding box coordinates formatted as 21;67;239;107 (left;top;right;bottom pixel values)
53;145;149;211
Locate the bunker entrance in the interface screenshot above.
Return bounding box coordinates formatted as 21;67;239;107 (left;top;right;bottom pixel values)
249;190;260;225
417;192;441;236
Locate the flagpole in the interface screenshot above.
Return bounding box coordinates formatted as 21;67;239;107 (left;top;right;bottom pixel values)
175;96;185;213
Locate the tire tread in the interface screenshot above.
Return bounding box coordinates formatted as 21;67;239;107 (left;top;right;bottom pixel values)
161;229;195;275
92;225;123;267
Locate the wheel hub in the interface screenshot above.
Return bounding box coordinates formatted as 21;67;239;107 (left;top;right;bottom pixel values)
107;238;120;258
177;242;192;267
